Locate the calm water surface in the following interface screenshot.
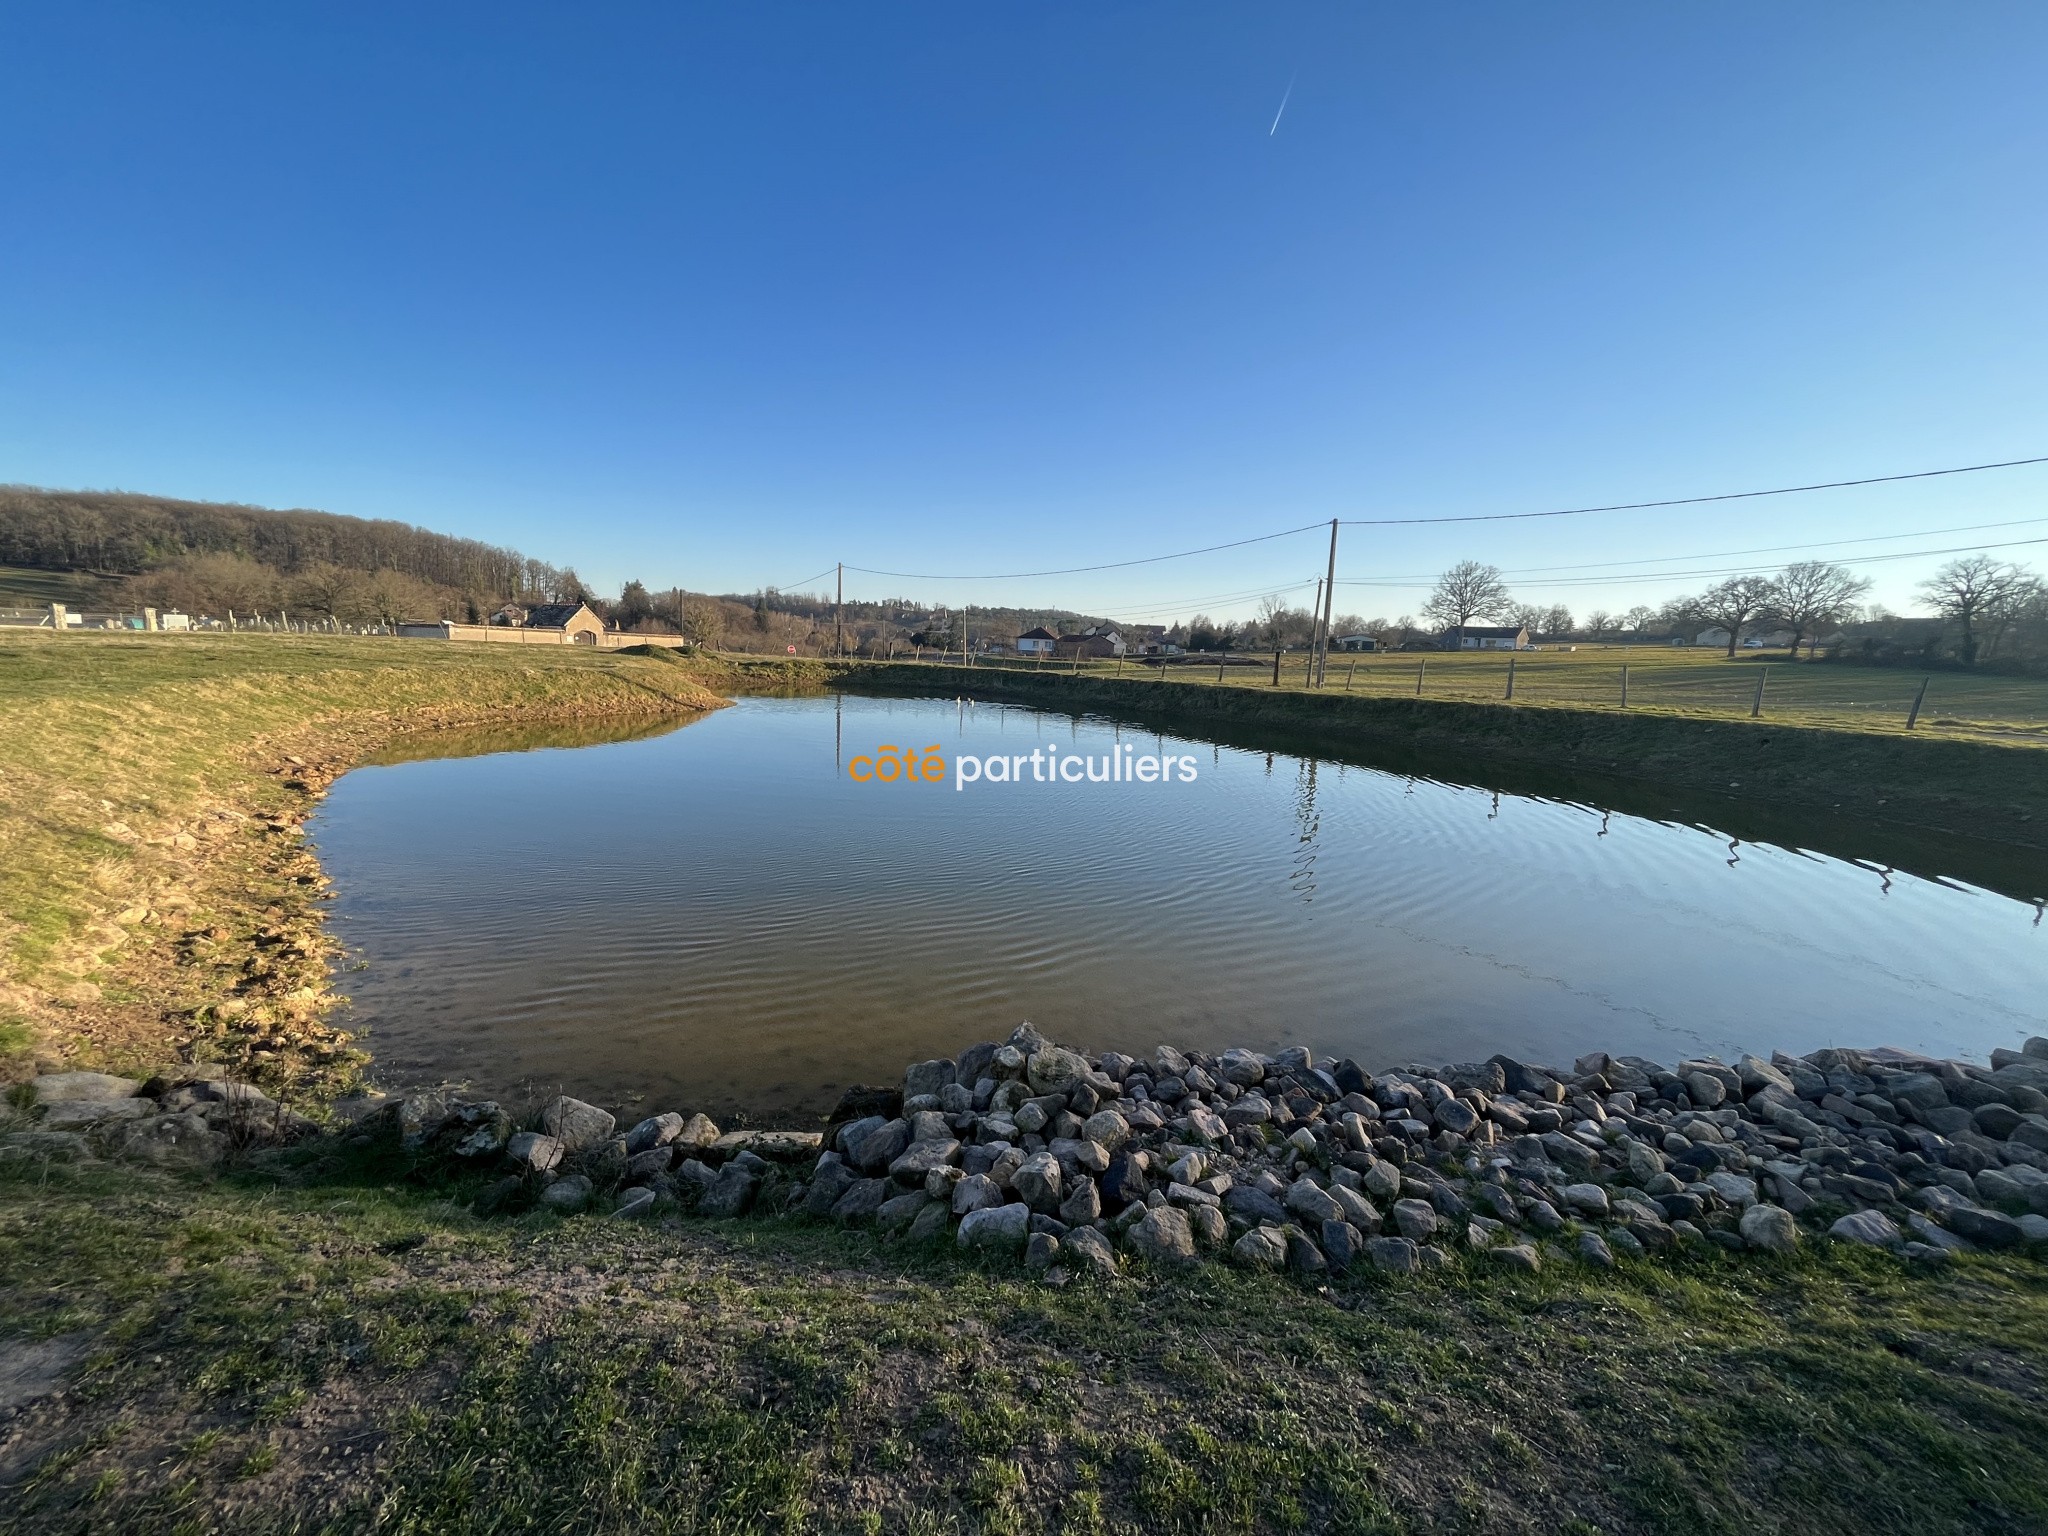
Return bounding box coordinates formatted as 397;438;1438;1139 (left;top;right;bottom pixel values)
311;694;2048;1119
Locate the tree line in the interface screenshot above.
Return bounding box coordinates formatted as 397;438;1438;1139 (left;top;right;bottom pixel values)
1400;554;2046;667
0;487;589;623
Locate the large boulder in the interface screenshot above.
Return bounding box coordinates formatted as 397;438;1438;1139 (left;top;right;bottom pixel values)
1739;1203;1799;1254
957;1201;1031;1252
903;1058;956;1099
1012;1151;1063;1212
31;1072;142;1103
1830;1210;1902;1248
541;1096;616;1152
1127;1206;1199;1265
697;1164;761;1218
624;1113;684;1154
1025;1046;1092;1096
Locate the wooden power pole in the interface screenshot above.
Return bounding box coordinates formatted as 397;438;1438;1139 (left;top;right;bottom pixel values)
834;563;843;656
1314;518;1339;686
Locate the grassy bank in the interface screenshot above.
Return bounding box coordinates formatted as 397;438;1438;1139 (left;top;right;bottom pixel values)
845;661;2048;857
3;1152;2046;1535
0;632;725;1091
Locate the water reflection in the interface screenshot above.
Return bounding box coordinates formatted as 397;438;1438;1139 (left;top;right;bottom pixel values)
310;693;2048;1120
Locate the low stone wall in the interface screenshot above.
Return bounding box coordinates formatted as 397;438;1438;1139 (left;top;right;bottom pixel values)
248;1038;2048;1281
13;1034;2047;1280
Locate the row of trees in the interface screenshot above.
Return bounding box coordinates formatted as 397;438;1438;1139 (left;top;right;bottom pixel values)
1411;554;2044;665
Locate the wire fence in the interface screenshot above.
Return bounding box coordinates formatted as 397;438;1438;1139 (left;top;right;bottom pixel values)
886;645;2048;743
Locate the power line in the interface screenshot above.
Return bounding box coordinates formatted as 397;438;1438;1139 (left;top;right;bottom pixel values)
1338;514;2048;583
1336;534;2048;592
1339;454;2048;527
767;565;840;595
841;522;1328;582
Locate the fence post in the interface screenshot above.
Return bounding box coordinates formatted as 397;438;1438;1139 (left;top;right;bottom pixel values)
1751;665;1769;719
1906;676;1930;730
1217;657;1225;684
1620;665;1628;708
1272;648;1282;686
1345;658;1357;691
1415;659;1425;696
1117;653;1124;677
1505;654;1516;700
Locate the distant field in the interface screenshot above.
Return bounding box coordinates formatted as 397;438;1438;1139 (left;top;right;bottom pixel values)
995;645;2048;747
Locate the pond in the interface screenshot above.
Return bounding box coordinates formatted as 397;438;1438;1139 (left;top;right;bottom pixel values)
310;693;2048;1120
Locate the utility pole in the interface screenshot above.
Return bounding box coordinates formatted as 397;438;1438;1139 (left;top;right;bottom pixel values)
834;563;843;656
1314;518;1339;686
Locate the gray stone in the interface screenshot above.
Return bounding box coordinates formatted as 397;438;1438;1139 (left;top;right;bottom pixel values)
877;1192;931;1233
116;1113;222;1167
624;1145;675;1183
1705;1171;1759;1208
802;1158;858;1217
1433;1098;1479;1135
1736;1054;1794;1096
1683;1072;1727;1108
1026;1046;1092;1096
1330;1183;1381;1232
1217;1048;1267;1086
850;1118;911;1173
829;1177;887;1222
1361;1159;1403;1201
904;1058;956;1099
540;1096;616;1152
29;1072;141;1103
1062;1224;1120;1278
1391;1198;1439;1241
1321;1219;1365;1269
1739;1203;1799;1253
1285;1177;1344;1225
1127;1206;1199;1264
1013;1151;1063;1211
1830;1210;1902;1248
698;1164;761;1218
1222;1184;1287;1225
958;1201;1031;1252
906;1199;954;1244
1975;1103;2024;1140
624;1112;684;1154
2017;1214;2048;1245
952;1173;1005;1215
1575;1231;1616;1268
1491;1243;1542;1273
888;1138;961;1182
1561;1183;1610;1217
1059;1178;1102;1226
1948;1205;2026;1250
1081;1109;1130;1151
1187;1203;1228;1247
1526;1199;1563;1232
1233;1226;1288;1269
3;1130;92;1163
1367;1236;1420;1274
1286;1227;1328;1275
38;1099;153;1130
540;1175;593;1212
1540;1131;1598;1176
673;1113;721;1152
1024;1231;1061;1273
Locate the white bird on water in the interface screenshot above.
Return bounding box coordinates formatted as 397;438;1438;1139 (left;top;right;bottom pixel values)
1269;72;1296;136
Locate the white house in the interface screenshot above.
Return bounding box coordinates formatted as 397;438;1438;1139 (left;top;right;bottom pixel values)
1440;624;1529;651
1016;626;1057;657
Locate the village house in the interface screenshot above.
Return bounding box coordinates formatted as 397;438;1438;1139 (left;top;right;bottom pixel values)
1053;625;1125;659
1331;634;1378;652
1016;626;1057;657
491;601;608;643
1439;624;1529;651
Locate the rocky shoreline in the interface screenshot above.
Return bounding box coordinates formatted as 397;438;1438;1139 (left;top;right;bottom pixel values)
14;1028;2048;1279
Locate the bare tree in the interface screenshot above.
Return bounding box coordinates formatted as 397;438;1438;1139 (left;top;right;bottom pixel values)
1918;556;2034;666
1621;604;1654;634
1585;610;1613;640
1982;573;2044;660
1543;604;1574;638
1767;561;1870;659
1691;575;1777;656
1423;561;1512;632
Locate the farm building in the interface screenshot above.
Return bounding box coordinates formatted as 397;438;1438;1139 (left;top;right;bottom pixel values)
1439;624;1529;651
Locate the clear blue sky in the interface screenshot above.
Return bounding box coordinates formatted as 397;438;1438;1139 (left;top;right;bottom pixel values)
4;2;2045;624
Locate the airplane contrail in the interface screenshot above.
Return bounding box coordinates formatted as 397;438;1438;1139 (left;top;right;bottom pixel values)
1269;72;1296;136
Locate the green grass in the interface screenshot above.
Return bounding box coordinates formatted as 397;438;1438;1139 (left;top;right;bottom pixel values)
1;1154;2045;1534
0;631;725;1083
961;646;2048;746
